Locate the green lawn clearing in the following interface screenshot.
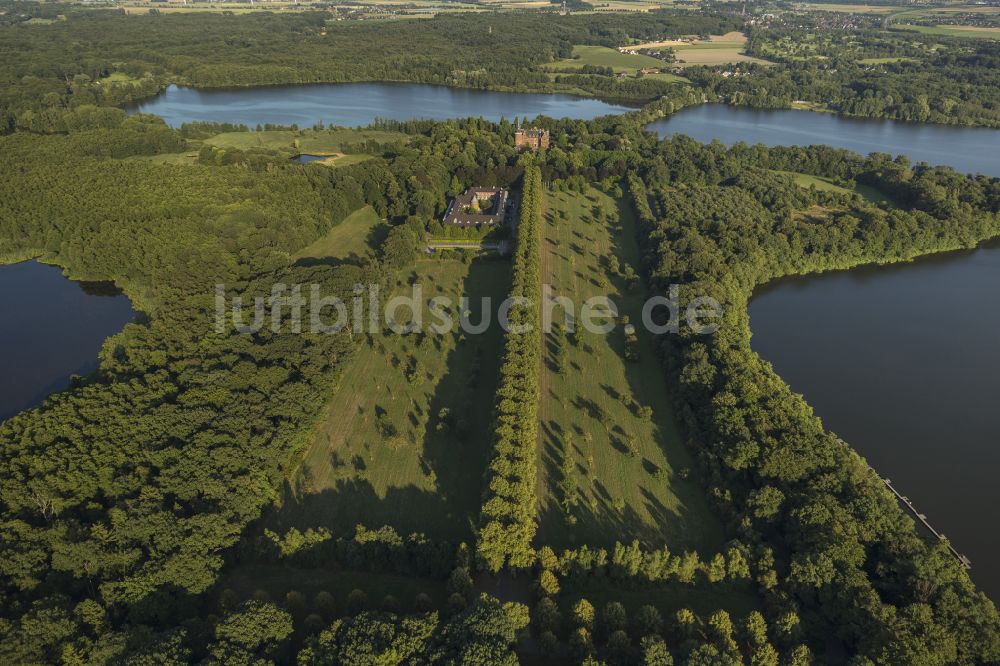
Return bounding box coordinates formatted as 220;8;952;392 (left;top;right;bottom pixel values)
294;206;384;263
776;170;896;207
206;128;410;153
268;255;511;542
893;23;1000;39
535;185;726;553
544;45;686;80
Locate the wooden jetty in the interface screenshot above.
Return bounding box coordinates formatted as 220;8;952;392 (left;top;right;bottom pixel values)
881;476;972;570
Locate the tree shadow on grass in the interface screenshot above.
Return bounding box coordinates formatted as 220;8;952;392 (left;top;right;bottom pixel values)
265;257;511;544
268;478;471;542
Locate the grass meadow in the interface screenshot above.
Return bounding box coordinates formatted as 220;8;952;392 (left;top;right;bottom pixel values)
546;45;669;72
776;170;896;207
268;255;511;542
206;128;410;153
894;23;1000;39
294;206;384;263
535;185;726;554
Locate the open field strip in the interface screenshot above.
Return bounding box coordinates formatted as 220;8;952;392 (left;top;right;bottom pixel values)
895;23;1000;39
793;2;898;13
535;185;726;553
630;32;771;67
294;206;383;263
206;128;409;152
267;254;511;542
776;170;896;207
543;45;675;74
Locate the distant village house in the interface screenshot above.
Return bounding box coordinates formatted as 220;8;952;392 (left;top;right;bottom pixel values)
514;128;550;151
443;187;510;227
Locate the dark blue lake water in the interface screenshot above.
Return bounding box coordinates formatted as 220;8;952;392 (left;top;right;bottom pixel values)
130;83;636;128
0;261;135;421
648;104;1000;177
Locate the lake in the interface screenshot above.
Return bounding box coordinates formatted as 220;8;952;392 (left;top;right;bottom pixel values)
749;243;1000;600
0;261;135;422
129;83;636;128
648;104;1000;177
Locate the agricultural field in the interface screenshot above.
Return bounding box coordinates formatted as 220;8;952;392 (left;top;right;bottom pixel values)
543;45;684;80
793;2;898;13
267;255;511;542
294;205;385;263
894;23;1000;39
632;32;770;67
535;185;726;553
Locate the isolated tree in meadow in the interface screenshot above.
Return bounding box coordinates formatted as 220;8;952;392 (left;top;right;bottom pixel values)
314;591;335;619
573;598;596;631
640;635;674;666
346;589;368;616
285;590;307;618
557;448;578;516
536;569;560;598
634;605;663;637
569;626;595;660
414;593;434;613
608;629;631;658
708;610;738;655
601;601;628;636
447;566;473;600
705;553;727;584
534;597;562;634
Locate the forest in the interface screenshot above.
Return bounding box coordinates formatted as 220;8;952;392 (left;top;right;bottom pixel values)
2;2;1000;664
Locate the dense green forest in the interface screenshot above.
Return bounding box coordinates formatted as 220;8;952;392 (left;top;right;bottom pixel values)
2;2;1000;663
732;23;1000;126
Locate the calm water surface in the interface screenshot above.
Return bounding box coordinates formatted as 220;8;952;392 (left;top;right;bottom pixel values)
131;83;635;128
750;244;1000;600
648;104;1000;176
0;261;135;421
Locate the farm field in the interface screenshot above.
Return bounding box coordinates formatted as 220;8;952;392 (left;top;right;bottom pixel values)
793;2;898;13
294;205;385;263
267;255;511;542
535;185;726;553
673;33;771;67
631;32;769;67
894;23;1000;39
543;45;684;80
